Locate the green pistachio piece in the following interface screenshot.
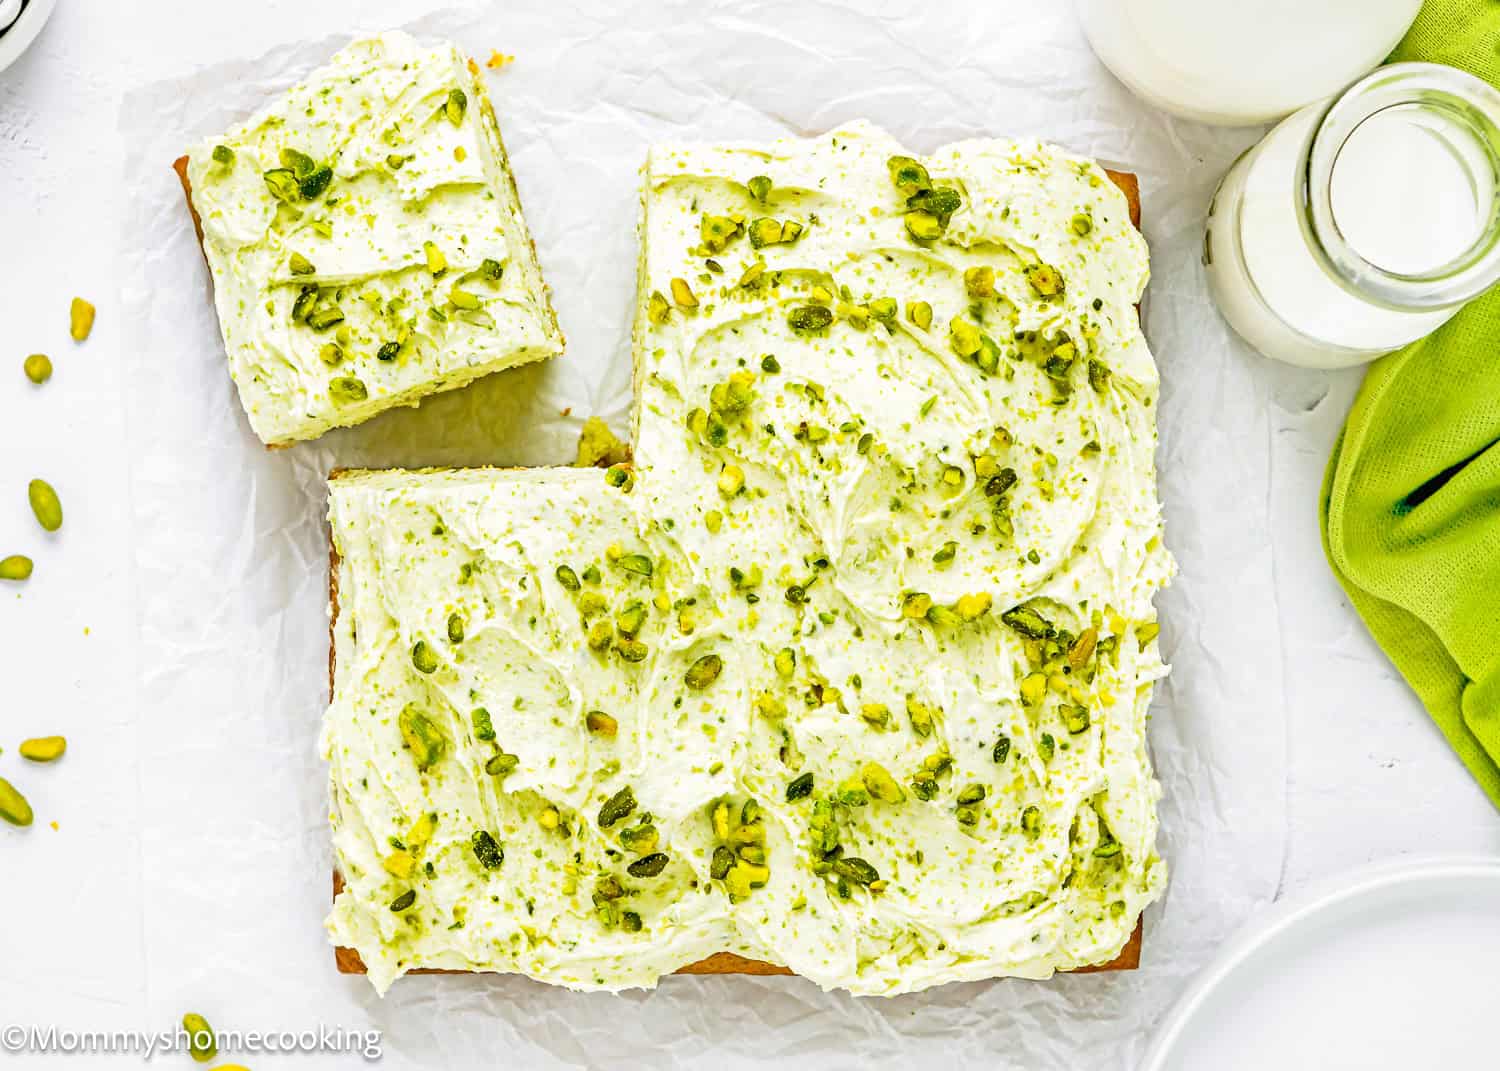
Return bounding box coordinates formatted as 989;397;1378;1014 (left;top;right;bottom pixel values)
670;277;698;308
1021;805;1043;838
710;844;736;880
0;777;34;826
486;751;519;778
598;785;637;828
1136;621;1161;649
329;376;367;406
445;87;468;125
411;640;439;674
785;772;814;801
787;305;833;332
868;296;897;322
182;1013;217;1063
471;830;505;870
0;554;34;581
397;703;448;771
957;783;987;805
480;257;503;281
904;210;944;242
615;600;647;638
684;653;723;691
556;564;581;591
27;479;62;532
1063;705;1092;734
263;168;299;203
299;165;332;199
586;710;619;737
907;300;934;330
832;856;880;886
1088;359;1112;393
23;354;52;384
471;707;496;742
862;762;905;803
647;290;671;324
1025;263;1065;298
748;217;783;248
210;144;235;167
389;889;417;912
993;735;1011;763
965;265;996;297
19;736;66;762
618;553;653;578
449;286;481;310
747;174;773;202
1071;212;1093;236
69;297;95;342
446;613;465;644
1038;733;1056;762
1094;839;1122;858
1001;605;1054;639
615;638;648;662
908;186;962;220
887;155;931;195
774;647;796;678
605;464;633;490
627;852;670;878
307;304;345;331
700;215;741;253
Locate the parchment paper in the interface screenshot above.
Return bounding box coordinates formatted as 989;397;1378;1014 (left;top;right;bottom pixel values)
119;2;1287;1066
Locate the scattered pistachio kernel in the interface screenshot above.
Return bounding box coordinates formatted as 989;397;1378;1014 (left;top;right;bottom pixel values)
1063;705;1092;734
585;710;619;737
210;144;235;167
605;464;633;490
774;647;796;678
19;736;65;763
647;290;671;324
615;637;648;662
833;856;880;886
1020;672;1048;707
670;278;698;308
747;174;773;202
887;155;931;195
598;786;637;828
704;510;723;533
949;317;982;358
786;772;814;801
445;613;465;644
862;762;905;803
445;87;468;125
23;354;52;384
906;696;938;737
685;653;723;690
628;852;670;878
1070;212;1093;236
0;555;34;581
964;265;996;297
389;889;417;912
288;252;316;276
618;553;654;578
787;305;834;332
555;564;581;591
904;211;944;242
1021;805;1043;838
716;464;745;497
1025;263;1065;298
1038;733;1056;763
423;241;448;275
1136;621;1162;649
954;592;993;621
27;479;62;532
486;751;520;778
993;735;1012;763
183;1013;217;1063
907;300;933;330
1002;605;1054;639
471;708;496;742
0;777;33;827
471;830;505;870
397;703;447;770
69;297;95;342
933;541;958;567
410;640;439;674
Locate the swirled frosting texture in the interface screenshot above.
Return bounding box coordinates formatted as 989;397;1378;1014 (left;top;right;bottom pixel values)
186;32;562;446
324;122;1172;995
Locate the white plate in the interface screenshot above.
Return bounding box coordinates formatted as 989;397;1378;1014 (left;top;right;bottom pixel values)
1141;856;1500;1070
0;0;56;75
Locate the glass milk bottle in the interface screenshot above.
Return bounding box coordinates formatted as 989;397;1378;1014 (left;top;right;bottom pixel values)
1205;63;1500;369
1077;0;1421;126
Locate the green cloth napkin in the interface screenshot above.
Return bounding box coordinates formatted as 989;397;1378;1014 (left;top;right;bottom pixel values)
1320;0;1500;808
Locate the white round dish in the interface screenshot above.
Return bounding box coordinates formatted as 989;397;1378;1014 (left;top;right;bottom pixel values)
1141;856;1500;1070
0;0;56;75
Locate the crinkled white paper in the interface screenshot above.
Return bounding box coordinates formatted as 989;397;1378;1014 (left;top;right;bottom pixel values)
119;2;1287;1066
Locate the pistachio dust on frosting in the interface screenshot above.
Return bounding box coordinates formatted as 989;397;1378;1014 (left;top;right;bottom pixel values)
324;121;1172;994
186;31;561;446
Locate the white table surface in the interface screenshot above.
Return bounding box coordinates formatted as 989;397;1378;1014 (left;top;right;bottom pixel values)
2;1;1496;1067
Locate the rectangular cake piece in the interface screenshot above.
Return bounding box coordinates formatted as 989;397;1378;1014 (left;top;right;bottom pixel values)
323;125;1171;996
182;32;562;446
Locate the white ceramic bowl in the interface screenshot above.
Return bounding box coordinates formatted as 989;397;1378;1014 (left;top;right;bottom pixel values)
0;0;57;75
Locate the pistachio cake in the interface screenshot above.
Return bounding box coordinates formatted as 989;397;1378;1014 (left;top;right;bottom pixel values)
323;123;1173;995
182;32;562;446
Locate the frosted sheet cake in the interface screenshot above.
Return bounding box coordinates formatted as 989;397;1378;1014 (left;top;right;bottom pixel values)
182;32;562;446
323;123;1173;994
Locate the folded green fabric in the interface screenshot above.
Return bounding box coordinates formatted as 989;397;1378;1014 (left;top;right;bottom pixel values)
1320;0;1500;808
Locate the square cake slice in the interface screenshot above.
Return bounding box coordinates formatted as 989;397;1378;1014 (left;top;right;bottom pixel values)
182;32;562;446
